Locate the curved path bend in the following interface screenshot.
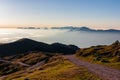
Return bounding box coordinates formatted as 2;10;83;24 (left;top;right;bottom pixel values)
0;60;30;67
65;55;120;80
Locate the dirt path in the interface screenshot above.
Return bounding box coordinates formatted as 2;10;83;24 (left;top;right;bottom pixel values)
65;55;120;80
16;62;30;67
27;60;45;71
0;59;30;67
0;60;45;80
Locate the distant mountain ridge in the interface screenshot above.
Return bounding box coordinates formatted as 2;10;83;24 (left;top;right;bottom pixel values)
18;26;120;33
0;38;79;57
51;26;120;33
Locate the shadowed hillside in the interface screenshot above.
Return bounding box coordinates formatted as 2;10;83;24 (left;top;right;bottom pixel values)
0;38;79;57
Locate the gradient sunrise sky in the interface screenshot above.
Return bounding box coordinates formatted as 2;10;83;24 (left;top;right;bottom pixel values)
0;0;120;29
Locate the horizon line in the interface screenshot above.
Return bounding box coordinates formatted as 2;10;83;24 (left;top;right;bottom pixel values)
0;26;120;30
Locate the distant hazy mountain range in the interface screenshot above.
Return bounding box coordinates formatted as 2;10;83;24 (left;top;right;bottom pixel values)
51;26;120;33
18;26;120;33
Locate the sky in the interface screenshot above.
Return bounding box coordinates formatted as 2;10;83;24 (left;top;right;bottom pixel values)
0;0;120;29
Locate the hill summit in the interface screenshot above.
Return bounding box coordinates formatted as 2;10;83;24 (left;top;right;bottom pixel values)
0;38;79;57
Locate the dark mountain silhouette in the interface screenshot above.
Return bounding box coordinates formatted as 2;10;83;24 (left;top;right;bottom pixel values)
50;43;79;54
0;38;79;57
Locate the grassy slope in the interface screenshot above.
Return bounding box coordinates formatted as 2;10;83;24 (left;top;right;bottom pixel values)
76;41;120;70
0;52;49;76
76;55;120;70
4;58;101;80
3;52;48;65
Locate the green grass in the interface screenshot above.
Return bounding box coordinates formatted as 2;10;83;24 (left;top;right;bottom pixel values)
77;55;120;70
76;41;120;70
0;52;48;76
4;60;101;80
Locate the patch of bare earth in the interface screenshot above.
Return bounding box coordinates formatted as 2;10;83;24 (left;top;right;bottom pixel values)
65;55;120;80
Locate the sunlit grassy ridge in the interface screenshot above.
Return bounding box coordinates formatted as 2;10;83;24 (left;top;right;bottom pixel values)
0;52;52;76
3;52;48;65
76;40;120;70
3;55;101;80
0;62;25;76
